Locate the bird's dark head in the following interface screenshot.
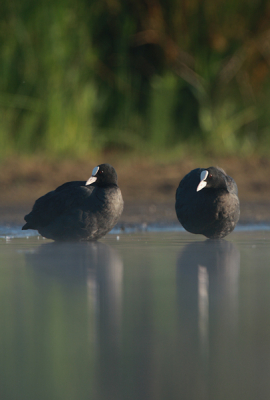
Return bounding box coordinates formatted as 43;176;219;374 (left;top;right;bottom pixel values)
197;167;228;192
85;163;118;187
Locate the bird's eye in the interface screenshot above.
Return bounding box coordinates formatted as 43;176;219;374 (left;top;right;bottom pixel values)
99;170;103;174
209;174;213;178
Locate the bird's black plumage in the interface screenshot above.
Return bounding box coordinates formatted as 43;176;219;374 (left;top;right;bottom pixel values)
175;166;240;239
22;164;124;241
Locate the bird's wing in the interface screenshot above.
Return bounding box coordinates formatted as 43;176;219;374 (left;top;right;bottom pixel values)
24;181;94;229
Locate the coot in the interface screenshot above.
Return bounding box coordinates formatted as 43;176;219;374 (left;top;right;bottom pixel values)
22;163;124;241
175;167;240;239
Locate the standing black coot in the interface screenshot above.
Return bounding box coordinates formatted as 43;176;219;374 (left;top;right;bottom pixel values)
22;163;124;241
175;166;240;239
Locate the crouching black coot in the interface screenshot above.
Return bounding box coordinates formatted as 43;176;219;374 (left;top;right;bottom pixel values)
22;163;124;241
175;167;240;239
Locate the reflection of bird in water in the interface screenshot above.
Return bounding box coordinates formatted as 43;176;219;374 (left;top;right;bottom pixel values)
176;240;240;400
25;241;123;400
27;241;122;293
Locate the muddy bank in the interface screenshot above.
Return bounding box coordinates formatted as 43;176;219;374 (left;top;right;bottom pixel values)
0;156;270;226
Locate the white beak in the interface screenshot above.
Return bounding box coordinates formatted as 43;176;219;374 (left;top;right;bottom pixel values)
197;170;208;192
85;166;99;185
85;176;97;185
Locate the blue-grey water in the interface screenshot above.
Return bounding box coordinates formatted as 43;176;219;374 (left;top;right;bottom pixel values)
1;225;270;400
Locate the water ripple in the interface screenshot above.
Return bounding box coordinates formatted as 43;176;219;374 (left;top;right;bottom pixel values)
1;222;270;239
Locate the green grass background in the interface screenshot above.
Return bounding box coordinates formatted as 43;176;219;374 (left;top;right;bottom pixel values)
1;0;270;160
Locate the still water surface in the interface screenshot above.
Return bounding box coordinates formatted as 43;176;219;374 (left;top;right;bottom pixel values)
1;228;270;400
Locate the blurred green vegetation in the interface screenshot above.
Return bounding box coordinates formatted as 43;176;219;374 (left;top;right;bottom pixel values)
1;0;270;159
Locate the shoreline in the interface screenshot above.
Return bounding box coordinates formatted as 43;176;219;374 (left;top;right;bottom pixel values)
1;156;270;226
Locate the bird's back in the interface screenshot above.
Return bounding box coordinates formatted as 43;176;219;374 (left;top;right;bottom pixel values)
23;181;90;230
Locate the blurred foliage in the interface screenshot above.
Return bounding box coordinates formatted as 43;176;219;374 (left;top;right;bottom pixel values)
0;0;270;158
